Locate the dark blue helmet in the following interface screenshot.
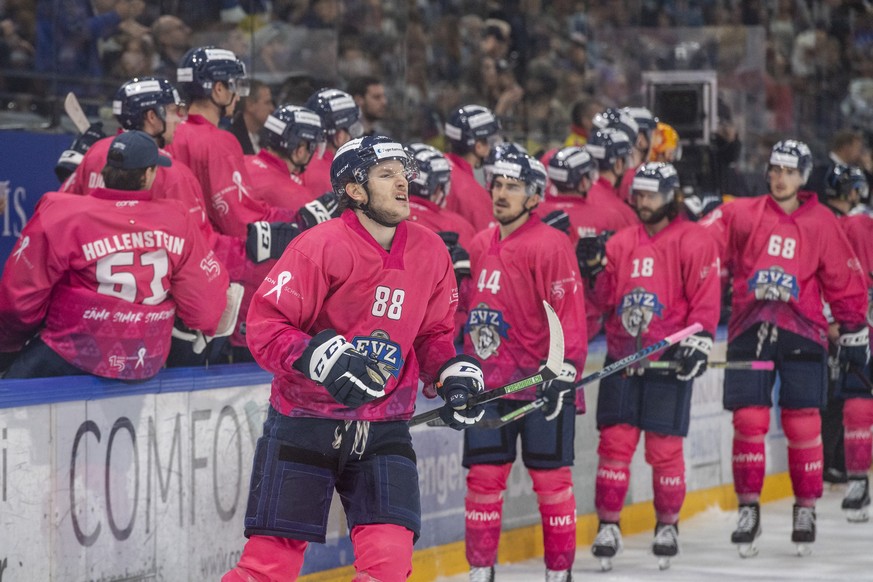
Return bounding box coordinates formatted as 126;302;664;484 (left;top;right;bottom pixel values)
623;106;658;139
112;77;182;130
586;128;633;167
592;107;639;143
632;161;681;203
547;146;597;192
826;163;869;202
260;105;325;156
304;88;363;137
406;143;451;199
769;139;813;184
176;46;249;101
484;141;528;186
489;152;547;197
445;104;501;152
331;135;417;196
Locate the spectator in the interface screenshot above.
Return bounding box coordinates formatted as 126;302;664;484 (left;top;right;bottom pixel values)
564;96;603;147
347;75;388;136
229;79;275;154
151;15;191;79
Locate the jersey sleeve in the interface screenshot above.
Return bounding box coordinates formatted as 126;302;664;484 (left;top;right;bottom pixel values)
412;248;460;388
0;205;64;352
820;219;868;329
680;227;722;335
698;203;733;270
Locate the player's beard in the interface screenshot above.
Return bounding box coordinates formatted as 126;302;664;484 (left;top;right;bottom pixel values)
361;191;409;227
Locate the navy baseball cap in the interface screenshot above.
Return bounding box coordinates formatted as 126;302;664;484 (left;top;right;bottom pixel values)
106;130;172;170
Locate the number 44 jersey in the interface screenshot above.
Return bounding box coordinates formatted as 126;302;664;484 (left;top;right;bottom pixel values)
0;188;229;379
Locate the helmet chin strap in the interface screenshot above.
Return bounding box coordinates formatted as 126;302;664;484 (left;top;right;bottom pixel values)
357;184;400;228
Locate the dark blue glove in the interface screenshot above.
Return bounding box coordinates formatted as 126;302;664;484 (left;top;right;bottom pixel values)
297;191;341;229
246;221;303;263
542;210;571;235
665;332;713;381
294;329;387;408
576;230;613;281
536;362;577;421
437;231;471;281
436;354;485;429
54;122;106;183
838;325;870;371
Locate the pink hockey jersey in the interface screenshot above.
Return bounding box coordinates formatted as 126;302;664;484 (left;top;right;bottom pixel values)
0;188;228;379
839;211;873;327
462;214;588;401
167;114;296;237
246;210;459;421
539;194;631;341
300;148;334;199
700;193;867;345
587;176;639;228
444;152;497;233
245;149;315;209
592;219;721;359
407;197;477;249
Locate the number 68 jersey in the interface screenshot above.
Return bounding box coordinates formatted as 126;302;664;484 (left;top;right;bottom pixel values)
593;219;721;359
246;210;459;422
700;193;867;346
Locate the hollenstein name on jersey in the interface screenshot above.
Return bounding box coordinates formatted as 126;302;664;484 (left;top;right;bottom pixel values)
465;303;511;360
352;330;404;379
82;230;186;261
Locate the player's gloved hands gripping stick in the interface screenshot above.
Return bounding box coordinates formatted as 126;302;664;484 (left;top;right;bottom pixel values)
436;354;485;430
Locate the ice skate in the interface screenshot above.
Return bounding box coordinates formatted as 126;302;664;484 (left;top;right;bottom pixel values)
545;568;572;582
842;476;870;522
469;565;494;582
591;521;622;571
791;504;815;557
731;502;761;558
652;522;678;570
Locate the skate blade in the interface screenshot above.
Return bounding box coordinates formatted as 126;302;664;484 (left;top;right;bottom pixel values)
736;543;759;558
598;558;613;572
657;557;671;570
794;543;812;557
845;508;870;523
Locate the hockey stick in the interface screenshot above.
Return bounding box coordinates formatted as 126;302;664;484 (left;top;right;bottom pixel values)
409;300;565;428
64;92;90;133
643;360;775;371
849;366;873;394
455;322;704;429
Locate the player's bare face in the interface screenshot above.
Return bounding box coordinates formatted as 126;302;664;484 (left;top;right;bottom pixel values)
768;166;804;201
491;176;531;224
633;189;668;224
364;159;411;224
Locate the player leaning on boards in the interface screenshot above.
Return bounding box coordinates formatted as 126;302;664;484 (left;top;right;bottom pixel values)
584;162;721;571
700;140;869;557
223;136;486;582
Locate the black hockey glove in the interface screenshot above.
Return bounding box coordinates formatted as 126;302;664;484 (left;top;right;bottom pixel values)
437;231;471;282
297;191;341;229
436;354;485;430
245;221;303;263
542;210;571;235
293;329;388;409
665;331;713;381
536;361;577;421
838;325;870;371
54;122;106;182
576;231;612;281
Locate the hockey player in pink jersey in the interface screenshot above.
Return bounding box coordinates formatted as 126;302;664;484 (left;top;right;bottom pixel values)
444;104;503;233
223;136;485;582
585;162;721;570
0;131;230;379
585;127;640;228
822;164;873;522
700;140;869;556
461;153;587;582
301;87;364;198
617;107;658;205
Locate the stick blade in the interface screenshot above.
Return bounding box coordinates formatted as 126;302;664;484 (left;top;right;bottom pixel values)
541;300;565;378
64;92;90;133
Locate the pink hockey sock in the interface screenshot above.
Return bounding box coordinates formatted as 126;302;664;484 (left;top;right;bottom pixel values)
465;464;512;567
844;398;873;475
782;408;823;502
222;535;307;582
646;433;685;524
595;424;639;522
531;467;576;571
350;524;414;582
732;407;769;502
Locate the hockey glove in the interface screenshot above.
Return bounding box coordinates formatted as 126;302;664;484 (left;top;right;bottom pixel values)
838;325;870;371
576;231;612;282
542;210;571;235
297;191;341;229
437;231;471;281
245;221;303;263
666;331;713;381
293;329;387;408
436;354;485;430
536;361;577;421
54;122;106;183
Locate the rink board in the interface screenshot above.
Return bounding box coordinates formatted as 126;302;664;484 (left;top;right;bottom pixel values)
0;334;792;581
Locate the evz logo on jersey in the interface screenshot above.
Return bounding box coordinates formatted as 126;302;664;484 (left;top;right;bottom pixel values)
465;303;511;360
352;329;404;379
618;287;664;337
749;266;798;302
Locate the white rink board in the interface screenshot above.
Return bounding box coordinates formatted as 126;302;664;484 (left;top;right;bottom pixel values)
0;334;791;580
